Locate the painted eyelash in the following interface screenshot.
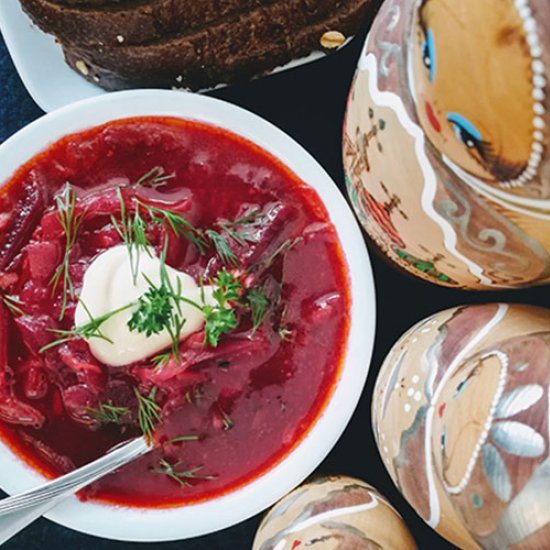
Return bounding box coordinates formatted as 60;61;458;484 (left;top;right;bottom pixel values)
475;139;495;162
469;140;526;181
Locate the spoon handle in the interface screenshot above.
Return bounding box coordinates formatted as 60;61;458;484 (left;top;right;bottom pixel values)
0;436;150;545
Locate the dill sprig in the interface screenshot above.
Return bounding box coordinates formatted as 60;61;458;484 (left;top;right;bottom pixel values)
2;294;25;316
247;288;269;334
111;189;151;284
151;351;172;370
167;435;201;444
137;200;208;254
248;236;304;275
205;229;238;267
86;402;130;425
204;209;262;267
135;386;161;441
218;208;261;228
154;459;215;487
38;301;134;353
114;191;264;275
217;208;261;247
50;183;86;320
133;166;175;188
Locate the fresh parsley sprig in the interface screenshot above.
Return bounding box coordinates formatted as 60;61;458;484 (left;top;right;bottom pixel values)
128;278;174;337
200;269;240;347
50;183;86;320
126;244;242;355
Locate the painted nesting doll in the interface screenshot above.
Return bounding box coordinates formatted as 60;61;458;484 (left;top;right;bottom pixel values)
252;476;417;549
343;0;550;289
373;303;550;549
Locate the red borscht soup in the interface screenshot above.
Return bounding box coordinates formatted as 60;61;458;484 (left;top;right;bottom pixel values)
0;117;350;507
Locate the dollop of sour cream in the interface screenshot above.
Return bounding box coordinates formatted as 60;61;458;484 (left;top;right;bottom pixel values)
75;245;214;367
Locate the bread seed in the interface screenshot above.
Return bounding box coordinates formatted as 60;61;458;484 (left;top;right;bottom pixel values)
320;31;346;49
75;60;89;76
116;35;125;43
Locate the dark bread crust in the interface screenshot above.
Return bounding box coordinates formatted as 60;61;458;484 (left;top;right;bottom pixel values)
64;0;375;91
49;0;124;6
20;0;279;47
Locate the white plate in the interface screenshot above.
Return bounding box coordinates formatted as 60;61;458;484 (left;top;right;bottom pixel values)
0;0;102;112
0;90;376;541
0;0;352;113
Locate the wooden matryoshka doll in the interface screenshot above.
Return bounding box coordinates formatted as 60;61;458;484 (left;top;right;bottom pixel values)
252;476;417;549
373;304;550;549
344;0;550;288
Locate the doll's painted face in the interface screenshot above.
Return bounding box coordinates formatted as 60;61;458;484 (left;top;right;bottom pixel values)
410;0;539;187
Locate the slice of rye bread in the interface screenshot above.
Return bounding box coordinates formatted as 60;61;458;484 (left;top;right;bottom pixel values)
64;0;377;91
20;0;281;47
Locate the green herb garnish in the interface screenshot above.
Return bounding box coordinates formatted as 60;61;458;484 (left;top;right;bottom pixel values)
154;459;215;487
86;402;130;425
151;351;172;370
111;189;151;284
133;166;175;188
200;269;240;347
216;208;261;247
2;294;25;316
261;236;303;269
204;229;238;267
247;288;269;334
50;183;86;320
38;301;134;353
126;246;242;352
137;201;208;254
202;306;238;348
218;208;261;228
128;279;174;337
135;386;161;441
127;244;187;359
167;435;201;444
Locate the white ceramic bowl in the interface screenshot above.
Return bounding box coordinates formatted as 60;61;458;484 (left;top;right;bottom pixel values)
0;90;376;542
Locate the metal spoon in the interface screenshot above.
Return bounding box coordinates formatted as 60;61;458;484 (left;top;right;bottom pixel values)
0;436;151;545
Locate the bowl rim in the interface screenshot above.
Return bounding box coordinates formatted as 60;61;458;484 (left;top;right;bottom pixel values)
0;89;376;542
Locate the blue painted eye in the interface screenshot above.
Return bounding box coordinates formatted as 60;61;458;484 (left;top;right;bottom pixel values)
422;28;436;82
447;113;483;150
